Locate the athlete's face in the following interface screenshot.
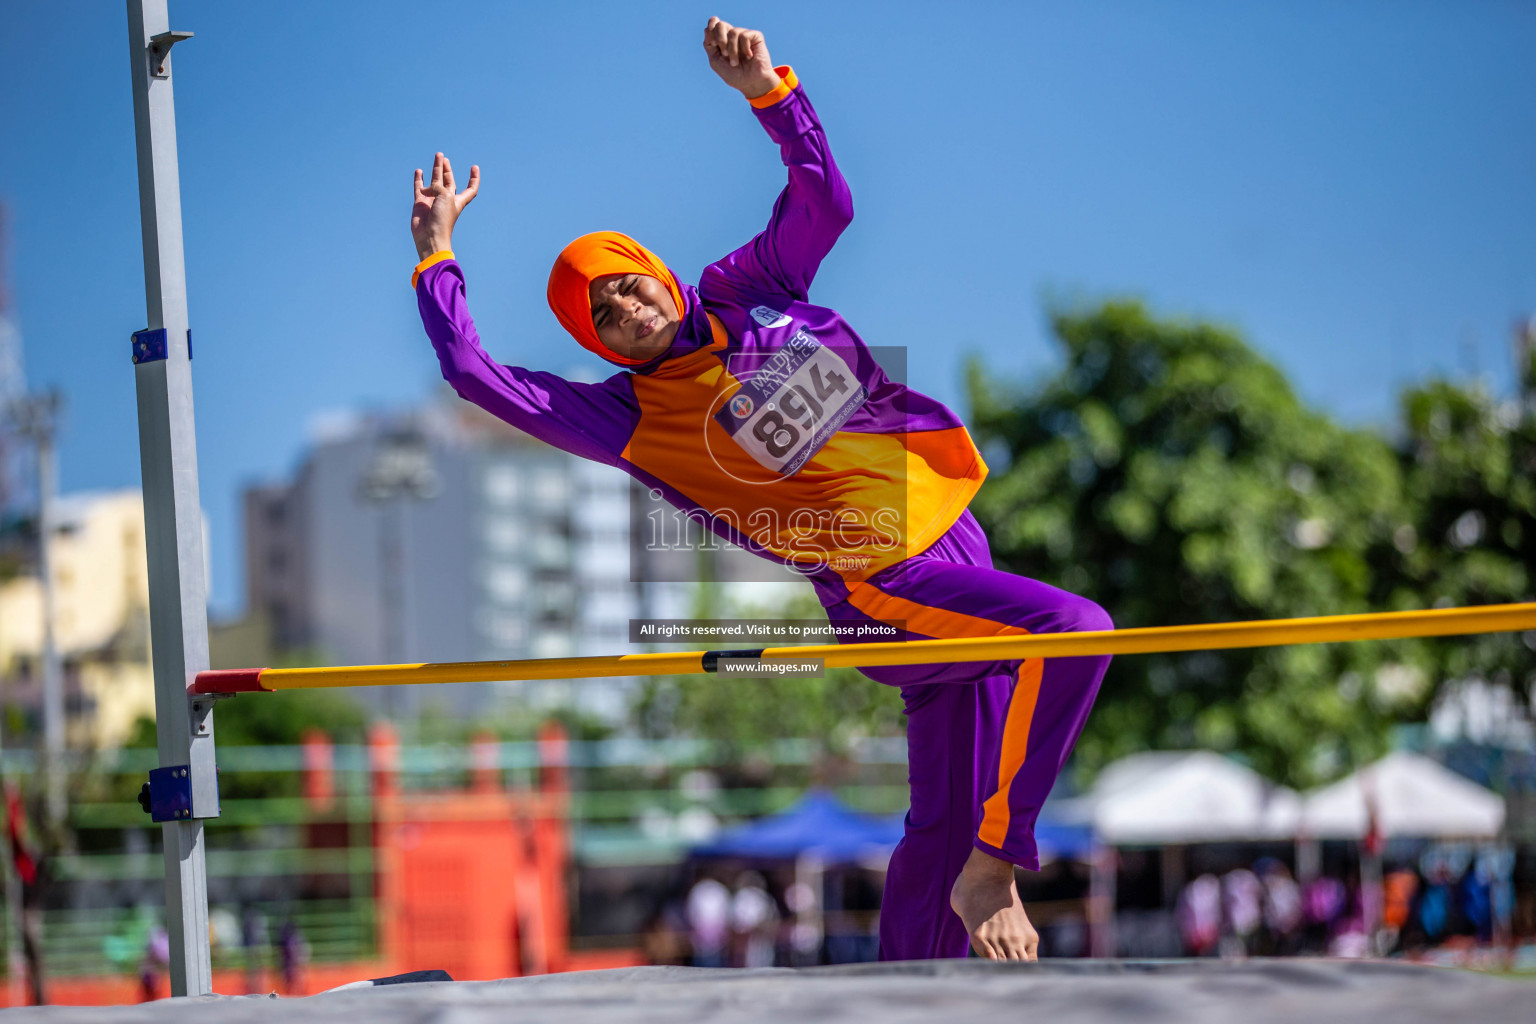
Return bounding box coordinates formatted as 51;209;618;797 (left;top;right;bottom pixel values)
588;273;680;363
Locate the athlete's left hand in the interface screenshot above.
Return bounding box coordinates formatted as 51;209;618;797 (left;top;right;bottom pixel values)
703;17;779;100
411;152;479;262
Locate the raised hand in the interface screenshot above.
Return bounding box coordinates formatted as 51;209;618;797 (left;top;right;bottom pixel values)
411;152;480;261
703;16;779;100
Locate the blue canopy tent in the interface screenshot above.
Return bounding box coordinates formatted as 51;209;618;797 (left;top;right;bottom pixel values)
691;789;1097;864
688;790;1098;965
1033;817;1097;862
869;812;1094;863
691;789;905;863
690;789;901;965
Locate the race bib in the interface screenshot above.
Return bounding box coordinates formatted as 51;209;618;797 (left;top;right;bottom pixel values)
714;328;868;476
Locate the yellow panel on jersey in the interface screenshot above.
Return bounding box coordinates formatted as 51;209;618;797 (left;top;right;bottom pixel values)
620;318;987;582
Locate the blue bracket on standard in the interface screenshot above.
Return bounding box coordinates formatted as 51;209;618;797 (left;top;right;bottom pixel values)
131;328;192;364
142;765;195;822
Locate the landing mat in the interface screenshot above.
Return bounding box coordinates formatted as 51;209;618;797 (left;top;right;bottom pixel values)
6;959;1529;1023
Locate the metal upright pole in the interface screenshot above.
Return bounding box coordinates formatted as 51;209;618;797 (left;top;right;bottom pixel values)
379;501;405;719
359;424;437;728
34;411;64;828
125;0;217;997
6;391;64;828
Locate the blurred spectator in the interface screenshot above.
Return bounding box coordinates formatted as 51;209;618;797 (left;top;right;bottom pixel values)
730;872;779;968
1177;874;1221;956
139;926;169;1002
784;880;820;966
1383;869;1418;932
6;784;49;1005
1476;847;1516;947
1461;864;1492;943
275;919;308;994
1221;868;1263;958
1416;865;1458;944
686;876;731;968
1302;874;1346;950
1334;880;1382;958
1327;917;1371;958
1256;860;1303;956
1381;867;1419;953
641;899;691;966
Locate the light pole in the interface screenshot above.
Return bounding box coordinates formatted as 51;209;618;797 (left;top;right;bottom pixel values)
6;391;64;829
358;423;439;726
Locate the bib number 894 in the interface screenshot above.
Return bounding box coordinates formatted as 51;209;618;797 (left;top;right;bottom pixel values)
751;363;850;458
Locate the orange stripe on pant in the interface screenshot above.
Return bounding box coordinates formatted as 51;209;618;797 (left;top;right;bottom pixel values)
976;657;1044;849
846;582;1042;852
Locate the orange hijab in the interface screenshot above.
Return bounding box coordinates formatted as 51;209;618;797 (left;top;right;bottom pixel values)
547;231;688;366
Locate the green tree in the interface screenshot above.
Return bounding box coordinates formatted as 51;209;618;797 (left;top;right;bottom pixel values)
632;588;906;764
118;689;368;801
967;300;1412;786
1378;372;1535;707
123;689;369;752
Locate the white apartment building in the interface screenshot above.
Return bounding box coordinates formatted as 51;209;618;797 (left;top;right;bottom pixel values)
0;489;162;748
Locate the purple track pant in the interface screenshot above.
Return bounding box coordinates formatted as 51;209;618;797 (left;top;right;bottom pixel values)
818;510;1113;960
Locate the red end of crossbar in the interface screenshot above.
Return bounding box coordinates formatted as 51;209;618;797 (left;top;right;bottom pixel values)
189;668;270;695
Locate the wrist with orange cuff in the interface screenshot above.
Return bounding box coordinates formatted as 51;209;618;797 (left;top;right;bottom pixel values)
748;65;799;109
411;250;454;288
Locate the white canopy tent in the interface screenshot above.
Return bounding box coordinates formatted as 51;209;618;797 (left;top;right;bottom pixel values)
1075;751;1301;845
1298;751;1505;840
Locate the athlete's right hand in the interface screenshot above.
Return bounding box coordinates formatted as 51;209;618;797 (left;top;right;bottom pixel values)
703;17;779;100
412;152;480;261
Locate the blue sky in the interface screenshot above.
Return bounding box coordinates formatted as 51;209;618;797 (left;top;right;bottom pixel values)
2;1;1532;615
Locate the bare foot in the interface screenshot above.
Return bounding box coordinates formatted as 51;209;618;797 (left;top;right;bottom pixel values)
949;847;1040;961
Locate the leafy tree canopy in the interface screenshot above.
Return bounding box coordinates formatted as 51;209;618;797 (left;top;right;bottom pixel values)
967;301;1416;786
119;690;368;802
632;586;906;771
1383;375;1535;701
124;689;368;751
629;302;1536;791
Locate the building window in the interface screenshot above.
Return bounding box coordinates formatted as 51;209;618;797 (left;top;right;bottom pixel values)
476;610;525;649
483;564;527;604
483;466;520;507
531;531;569;568
531;633;572;659
534;582;574;614
532;471;569;509
483;517;522;555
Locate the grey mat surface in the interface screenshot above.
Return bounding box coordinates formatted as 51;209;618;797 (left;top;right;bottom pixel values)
5;960;1529;1023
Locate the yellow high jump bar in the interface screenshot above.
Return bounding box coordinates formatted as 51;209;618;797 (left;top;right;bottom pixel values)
191;602;1536;695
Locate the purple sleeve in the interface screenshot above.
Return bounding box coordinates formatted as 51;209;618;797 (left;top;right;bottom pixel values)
415;260;638;466
705;78;854;301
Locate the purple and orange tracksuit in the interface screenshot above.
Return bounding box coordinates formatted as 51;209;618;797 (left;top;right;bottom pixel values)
413;66;1112;960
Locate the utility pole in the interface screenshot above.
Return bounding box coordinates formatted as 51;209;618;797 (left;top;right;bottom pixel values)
6;393;64;827
1516;315;1535;415
0;208;48;1001
0;206;23;518
126;0;218;996
358;422;439;726
34;409;61;830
